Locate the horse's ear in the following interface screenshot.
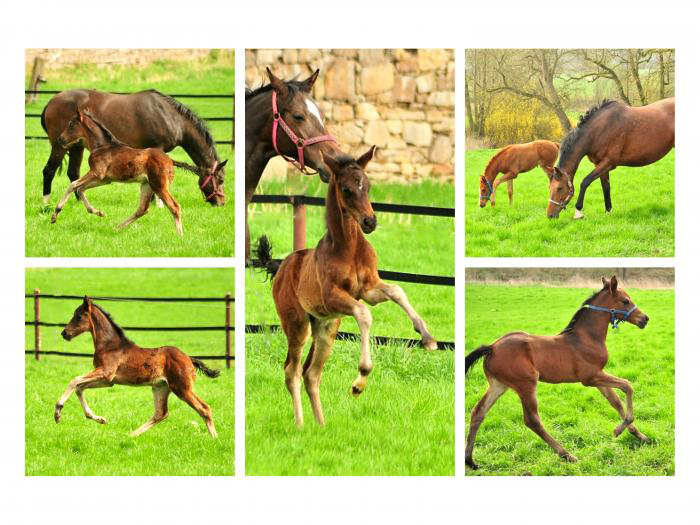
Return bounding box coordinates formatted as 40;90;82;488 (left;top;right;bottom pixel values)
218;159;228;168
83;295;91;305
300;69;320;92
553;166;562;180
321;151;340;177
357;146;376;169
266;67;289;98
610;275;618;294
602;276;610;289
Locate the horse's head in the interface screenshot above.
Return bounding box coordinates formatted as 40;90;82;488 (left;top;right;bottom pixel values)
200;159;228;206
58;109;90;149
61;296;94;341
595;276;649;329
323;146;377;234
267;67;340;183
479;175;492;208
547;167;574;218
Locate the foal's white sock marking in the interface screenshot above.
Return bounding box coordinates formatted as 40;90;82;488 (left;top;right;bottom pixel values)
305;98;324;126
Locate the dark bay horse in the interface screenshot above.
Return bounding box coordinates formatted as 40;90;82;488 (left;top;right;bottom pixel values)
547;98;675;219
479;140;559;207
465;277;651;470
255;147;437;426
41;89;227;206
51;110;185;235
55;297;219;438
245;68;341;260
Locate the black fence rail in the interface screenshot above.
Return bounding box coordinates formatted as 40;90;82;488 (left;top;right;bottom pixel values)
24;89;234;146
25;291;234;367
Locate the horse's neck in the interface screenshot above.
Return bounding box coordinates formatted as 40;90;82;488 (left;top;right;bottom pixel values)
558;135;589;178
181;121;217;171
572;307;610;344
484;152;503;181
245;92;276;188
324;182;360;252
89;309;122;352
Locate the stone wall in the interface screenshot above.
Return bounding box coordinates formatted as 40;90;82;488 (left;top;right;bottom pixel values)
246;49;455;183
25;49;230;70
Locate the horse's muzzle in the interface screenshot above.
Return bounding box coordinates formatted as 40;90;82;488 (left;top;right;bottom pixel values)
61;329;72;341
361;216;377;234
637;315;650;329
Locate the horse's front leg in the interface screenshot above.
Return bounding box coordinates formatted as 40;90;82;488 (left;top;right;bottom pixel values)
573;162;611;219
492;172;517;207
600;172;612;213
584;371;636;437
51;171;105;223
363;281;438;350
54;368;108;423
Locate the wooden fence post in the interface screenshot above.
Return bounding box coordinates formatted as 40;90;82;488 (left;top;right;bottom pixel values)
26;57;46;105
225;292;232;369
33;289;41;360
292;197;306;252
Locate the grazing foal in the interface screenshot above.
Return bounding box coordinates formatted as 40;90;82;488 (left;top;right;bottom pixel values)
50;110;184;235
256;147;438;426
465;277;651;469
55;297;219;438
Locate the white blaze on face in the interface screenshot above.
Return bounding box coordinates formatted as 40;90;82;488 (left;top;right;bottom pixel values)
305;97;324;127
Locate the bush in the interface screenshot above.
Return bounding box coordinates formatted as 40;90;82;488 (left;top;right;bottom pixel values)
484;94;563;147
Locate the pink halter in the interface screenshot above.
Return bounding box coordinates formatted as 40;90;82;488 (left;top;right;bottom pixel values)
199;162;225;202
271;90;337;174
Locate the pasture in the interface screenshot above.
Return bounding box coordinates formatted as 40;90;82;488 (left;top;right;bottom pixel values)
465;149;674;257
246;176;455;475
25;268;234;476
465;283;675;476
25;55;234;257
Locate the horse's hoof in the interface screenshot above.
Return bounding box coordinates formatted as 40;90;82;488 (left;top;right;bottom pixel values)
95;416;107;424
639;436;652;444
560;452;578;463
351;385;364;397
94;210;105;217
50;215;57;224
573;209;585;220
54;413;61;423
465;457;479;470
422;338;438;351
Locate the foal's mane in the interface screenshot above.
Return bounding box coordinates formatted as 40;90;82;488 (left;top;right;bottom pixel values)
149;90;219;161
91;303;133;344
83;114;124;146
559;99;618;167
245;77;308;102
559;286;605;334
483;146;511;178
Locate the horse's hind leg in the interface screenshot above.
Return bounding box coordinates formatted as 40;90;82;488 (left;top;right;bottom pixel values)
42;145;66;205
282;315;311;426
131;383;170;437
153;187;183;236
516;382;577;462
597;387;650;443
465;378;508;470
172;386;217;438
600;173;612;213
118;183;153;229
303;318;339;425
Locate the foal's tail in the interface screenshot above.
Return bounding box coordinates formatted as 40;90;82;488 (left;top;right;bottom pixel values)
191;358;221;378
465;345;492;377
254;235;281;280
172;160;201;175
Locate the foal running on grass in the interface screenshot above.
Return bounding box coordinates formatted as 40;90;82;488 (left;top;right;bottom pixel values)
54;297;219;438
465;277;651;469
50;109;191;235
256;146;438;426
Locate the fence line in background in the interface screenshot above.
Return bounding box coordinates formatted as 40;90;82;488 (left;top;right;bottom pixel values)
25;290;234;367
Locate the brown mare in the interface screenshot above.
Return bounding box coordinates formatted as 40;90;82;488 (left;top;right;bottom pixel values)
465;277;651;470
255;147;438;426
41;89;226;206
547;97;675;219
479;140;559;207
50;110;204;236
55;297;219;438
245;68;341;260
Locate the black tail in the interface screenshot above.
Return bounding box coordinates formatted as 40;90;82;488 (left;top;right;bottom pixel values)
465;345;492;377
172;160;201;175
191;358;220;378
254;235;281;280
40;104;48;133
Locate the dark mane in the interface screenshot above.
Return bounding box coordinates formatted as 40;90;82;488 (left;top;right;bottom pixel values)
559;99;619;167
93;303;133;344
149;90;219;161
84;114;124;146
559;286;605;334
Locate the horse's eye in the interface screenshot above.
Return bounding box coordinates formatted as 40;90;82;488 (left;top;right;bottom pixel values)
622;299;630;305
293;114;305;122
342;186;352;196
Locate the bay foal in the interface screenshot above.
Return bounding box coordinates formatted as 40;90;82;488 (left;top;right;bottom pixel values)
465;277;651;469
50;110;185;235
55;297;219;438
256;147;438;426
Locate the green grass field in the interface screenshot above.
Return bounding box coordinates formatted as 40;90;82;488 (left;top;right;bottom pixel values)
25;268;234;476
246;177;455;475
25;55;234;257
465;149;674;257
465;283;675;476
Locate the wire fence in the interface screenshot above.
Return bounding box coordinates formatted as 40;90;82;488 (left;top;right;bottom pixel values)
24;89;235;146
25;291;234;367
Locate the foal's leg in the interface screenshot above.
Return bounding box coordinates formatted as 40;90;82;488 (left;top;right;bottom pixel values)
597;387;651;443
131;383;170;437
573;161;612;219
282;316;311;426
516;382;577;462
118;183;153;229
75;378;112;424
172;386;218;438
465;377;508;470
51;171;106;223
303;319;340;425
363;282;437;350
54;368;107;423
584;371;636;437
153;187;183;236
507;179;514;205
492;172;517;206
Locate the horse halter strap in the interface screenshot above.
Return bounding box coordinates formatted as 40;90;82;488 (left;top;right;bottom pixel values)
200;169;225;202
480;176;493;199
549;175;574;210
584;303;637;329
271;90;337;173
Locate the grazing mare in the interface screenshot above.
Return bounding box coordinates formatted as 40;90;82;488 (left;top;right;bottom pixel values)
50;110;186;235
40;89;227;206
479;140;559;207
255;147;438;426
547;98;675;219
245;68;340;260
465;277;651;470
55;297;219;438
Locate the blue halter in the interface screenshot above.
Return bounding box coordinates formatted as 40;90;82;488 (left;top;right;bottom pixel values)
480;176;493;200
583;303;637;329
